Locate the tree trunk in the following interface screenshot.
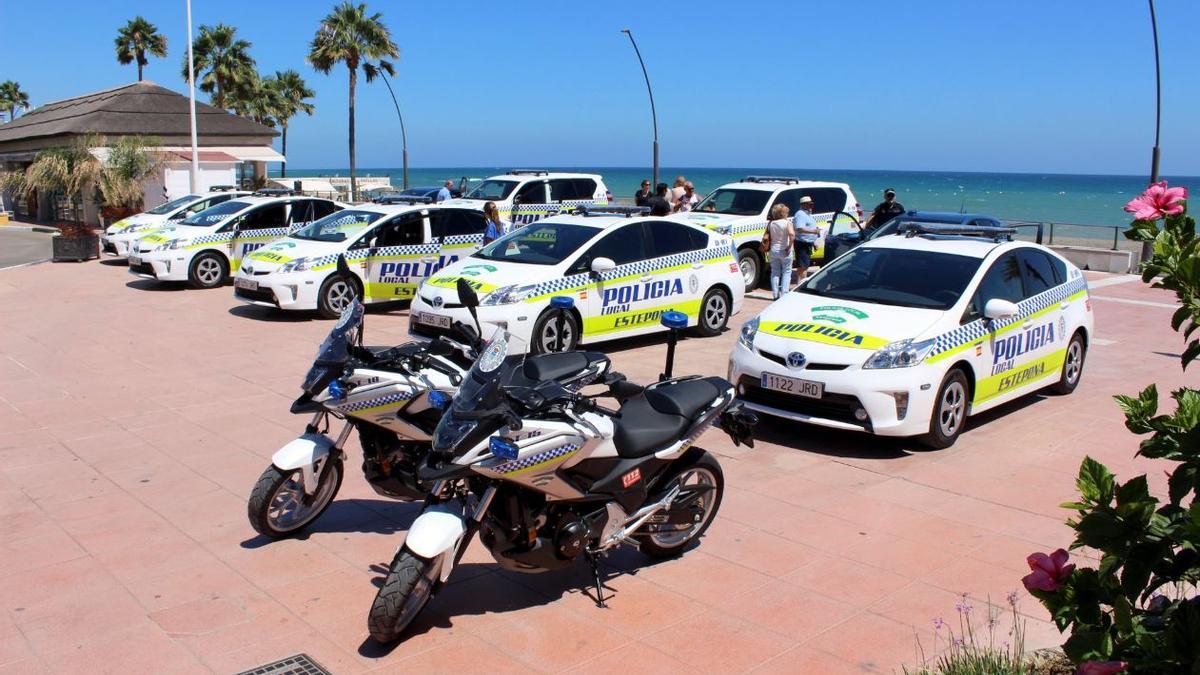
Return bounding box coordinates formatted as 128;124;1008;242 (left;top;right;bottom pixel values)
281;125;288;178
348;65;357;202
137;58;144;82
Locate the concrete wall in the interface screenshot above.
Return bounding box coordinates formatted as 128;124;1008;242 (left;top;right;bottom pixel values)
1049;245;1134;274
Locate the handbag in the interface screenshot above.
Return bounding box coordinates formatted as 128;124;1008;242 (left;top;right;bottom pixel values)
759;227;771;253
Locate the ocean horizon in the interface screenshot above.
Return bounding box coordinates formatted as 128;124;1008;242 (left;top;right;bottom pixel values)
270;166;1199;232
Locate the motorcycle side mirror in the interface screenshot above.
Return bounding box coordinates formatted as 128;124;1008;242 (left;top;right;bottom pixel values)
455;277;483;339
335;254;363;343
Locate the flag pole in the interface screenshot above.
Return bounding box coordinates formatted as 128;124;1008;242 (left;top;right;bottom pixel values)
186;0;200;194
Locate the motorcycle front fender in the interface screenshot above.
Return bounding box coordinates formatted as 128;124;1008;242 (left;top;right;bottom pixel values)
271;433;334;495
404;501;467;581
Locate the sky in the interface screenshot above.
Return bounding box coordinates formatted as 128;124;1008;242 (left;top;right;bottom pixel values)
1;0;1198;175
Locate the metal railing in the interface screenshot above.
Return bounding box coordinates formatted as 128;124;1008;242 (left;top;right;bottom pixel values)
1003;219;1129;251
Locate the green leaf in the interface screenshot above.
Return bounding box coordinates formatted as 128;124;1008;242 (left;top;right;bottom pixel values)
1183;341;1200;370
1076;510;1126;547
1063;629;1114;661
1169;465;1198;506
1078;456;1116;504
1174;306;1192;331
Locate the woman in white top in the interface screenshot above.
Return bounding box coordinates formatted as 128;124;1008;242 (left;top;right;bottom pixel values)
764;203;795;299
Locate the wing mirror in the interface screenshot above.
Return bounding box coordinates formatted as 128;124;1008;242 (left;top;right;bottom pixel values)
455;277;483;339
983;298;1018;321
590;257;616;275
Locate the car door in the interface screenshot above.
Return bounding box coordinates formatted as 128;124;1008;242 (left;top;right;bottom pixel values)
1012;247;1075;387
363;211;432;303
644;219;711;321
231;203;288;267
435;208;488;268
511;180;550;227
571;223;658;338
967;250;1045;410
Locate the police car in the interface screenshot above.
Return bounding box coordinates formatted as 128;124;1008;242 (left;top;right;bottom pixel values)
234;201;492;318
100;189;250;257
729;219;1093;448
128;193;344;289
408;207;745;354
672;176;862;292
442;170;609;226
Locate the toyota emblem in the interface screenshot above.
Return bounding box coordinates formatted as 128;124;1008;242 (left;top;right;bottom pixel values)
786;352;807;369
431;296;444;308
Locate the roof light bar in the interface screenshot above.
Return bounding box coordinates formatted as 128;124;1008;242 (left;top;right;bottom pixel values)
576;205;650;218
742;175;802;184
506;169;549;176
899;222;1017;242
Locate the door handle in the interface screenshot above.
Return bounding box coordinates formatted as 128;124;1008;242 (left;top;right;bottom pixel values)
639;275;653;282
1059;302;1069;310
691;262;703;269
1021;320;1034;330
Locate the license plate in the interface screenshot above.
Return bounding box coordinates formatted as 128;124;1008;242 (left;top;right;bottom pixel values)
417;312;451;329
760;372;823;398
234;277;258;291
129;256;142;265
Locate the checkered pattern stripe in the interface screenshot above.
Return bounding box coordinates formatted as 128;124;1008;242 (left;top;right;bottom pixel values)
335;390;415;414
928;277;1089;359
527;243;732;299
494;442;580;474
443;234;483;245
731;219;768;236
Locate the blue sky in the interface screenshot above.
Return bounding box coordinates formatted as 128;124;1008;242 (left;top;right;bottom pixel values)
2;0;1198;175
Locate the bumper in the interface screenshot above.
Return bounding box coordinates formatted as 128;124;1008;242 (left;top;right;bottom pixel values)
232;273;321;310
100;235;130;257
127;251;188;281
728;340;939;437
409;294;538;348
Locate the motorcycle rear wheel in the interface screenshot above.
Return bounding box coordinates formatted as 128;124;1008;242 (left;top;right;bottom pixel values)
636;450;724;559
368;550;439;643
246;458;343;538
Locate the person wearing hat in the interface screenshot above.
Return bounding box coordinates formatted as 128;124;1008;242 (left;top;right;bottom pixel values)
863;188;905;232
792;195;821;284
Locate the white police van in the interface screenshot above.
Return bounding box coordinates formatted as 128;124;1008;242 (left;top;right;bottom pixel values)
443;170;610;226
408;207;745;354
234;201;493;318
729;220;1093;447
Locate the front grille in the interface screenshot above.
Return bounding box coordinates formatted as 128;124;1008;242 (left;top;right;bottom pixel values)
757;349;849;371
418;294;464;309
738;375;870;430
235;286;278;305
129;261;155;275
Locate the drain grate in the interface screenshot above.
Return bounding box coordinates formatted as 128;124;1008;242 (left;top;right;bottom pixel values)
236;653;331;675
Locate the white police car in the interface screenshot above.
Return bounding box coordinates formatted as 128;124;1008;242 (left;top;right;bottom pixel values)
729;221;1093;448
129;193;344;289
408;207;744;353
234;202;492;318
673;176;862;292
100;190;250;257
443;170;609;226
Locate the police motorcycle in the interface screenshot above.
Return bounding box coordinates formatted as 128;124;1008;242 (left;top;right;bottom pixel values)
246;258;612;539
366;291;758;643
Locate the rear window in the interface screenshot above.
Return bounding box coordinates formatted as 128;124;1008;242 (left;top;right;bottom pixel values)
181;199;250;225
800;247;981;310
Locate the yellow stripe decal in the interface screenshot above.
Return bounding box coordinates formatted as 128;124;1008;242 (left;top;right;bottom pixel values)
973;348;1065;405
582;299;701;336
758;320;888;350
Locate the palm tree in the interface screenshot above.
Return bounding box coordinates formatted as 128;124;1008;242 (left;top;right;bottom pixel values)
0;81;30;122
308;2;398;200
226;74;281;127
115;16;168;82
183;23;256;110
268;70;315;178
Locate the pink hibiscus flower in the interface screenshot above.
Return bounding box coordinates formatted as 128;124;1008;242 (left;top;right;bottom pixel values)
1076;661;1128;675
1022;548;1075;592
1124;181;1188;221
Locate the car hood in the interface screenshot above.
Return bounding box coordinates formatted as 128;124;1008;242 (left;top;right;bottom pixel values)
421;256;564;302
106;213;167;235
242;238;341;271
748;292;947;366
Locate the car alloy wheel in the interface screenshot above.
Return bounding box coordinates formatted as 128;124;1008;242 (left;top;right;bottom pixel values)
937;380;966;437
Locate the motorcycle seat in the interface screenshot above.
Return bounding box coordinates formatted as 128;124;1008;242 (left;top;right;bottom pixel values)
522;351;607;383
613;377;727;458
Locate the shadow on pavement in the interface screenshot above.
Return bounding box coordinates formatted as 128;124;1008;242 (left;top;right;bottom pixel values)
228;304;319;323
99;258;128;267
124;278;188;292
239;498;424;549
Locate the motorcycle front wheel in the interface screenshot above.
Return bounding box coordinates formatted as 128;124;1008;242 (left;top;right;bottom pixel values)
246;458;344;538
368;550;439;643
636;450;724;559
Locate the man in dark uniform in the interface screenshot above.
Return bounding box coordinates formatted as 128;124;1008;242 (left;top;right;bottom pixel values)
863;188;905;231
646;183;672;216
634;180;652;206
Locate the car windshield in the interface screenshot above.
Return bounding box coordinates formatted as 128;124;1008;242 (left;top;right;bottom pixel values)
693;189;771;216
181;199;250;226
798;246;982;310
291;210;383;242
397;187;434;197
146;195;201;215
474;223;599;265
463;179;518;201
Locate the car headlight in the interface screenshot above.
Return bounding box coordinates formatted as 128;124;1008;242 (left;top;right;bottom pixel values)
481;283;539;306
154;238;186;251
862;338;937;369
738;317;759;349
279;257;311;273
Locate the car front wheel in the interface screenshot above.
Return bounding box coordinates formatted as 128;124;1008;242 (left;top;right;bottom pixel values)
919;368;970;449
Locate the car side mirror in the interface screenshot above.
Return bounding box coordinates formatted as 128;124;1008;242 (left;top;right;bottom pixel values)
591;257;616;275
983;298;1018;321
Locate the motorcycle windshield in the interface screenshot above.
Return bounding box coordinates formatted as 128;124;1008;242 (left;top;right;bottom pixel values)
301;300;364;394
432;330;528;456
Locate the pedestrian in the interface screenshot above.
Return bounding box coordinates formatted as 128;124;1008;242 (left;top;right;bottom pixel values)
634;179;653;206
669;175;687;207
792;196;821;284
764;203;795;299
482;201;509;245
436;180;453;203
647;182;672;216
674;181;700;212
862;188;905;231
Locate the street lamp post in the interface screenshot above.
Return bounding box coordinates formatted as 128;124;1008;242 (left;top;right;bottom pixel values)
621;28;658;190
377;71;409;190
1143;0;1163;264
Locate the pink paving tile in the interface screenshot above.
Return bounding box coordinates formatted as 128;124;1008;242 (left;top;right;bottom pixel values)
567;640;688;675
14;587;150;655
806;611;924;673
700;517;821;578
0;528;86;576
126;557;257;613
471;602;630;671
630;551;774;611
545;570;706;638
727;579;859;641
841;532;970;580
750;644;861;674
784;555;911;608
641;610;794;672
213;537;352;590
373;633;531;674
0;658;50;674
0;632;35;667
148;596;250;637
198;628;365;674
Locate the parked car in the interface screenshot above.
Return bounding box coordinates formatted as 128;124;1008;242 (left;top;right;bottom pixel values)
443;170;610;226
100;189;250;257
372;186;464;204
729;220;1093;448
670;176;862;292
129;193;345;289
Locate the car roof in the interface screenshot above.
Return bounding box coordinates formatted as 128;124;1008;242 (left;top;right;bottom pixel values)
537;213;712;233
860;230;1055;260
716;178;852;192
484;171;604;182
343;202;445;216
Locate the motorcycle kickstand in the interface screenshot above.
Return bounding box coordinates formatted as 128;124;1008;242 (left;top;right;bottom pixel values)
585;551;610;609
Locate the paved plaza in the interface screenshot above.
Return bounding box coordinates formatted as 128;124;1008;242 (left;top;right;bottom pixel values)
0;258;1188;673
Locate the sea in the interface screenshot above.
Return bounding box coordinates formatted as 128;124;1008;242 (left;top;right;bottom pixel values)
272;167;1199;241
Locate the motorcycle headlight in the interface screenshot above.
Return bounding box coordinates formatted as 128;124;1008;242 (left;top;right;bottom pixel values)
154;238;186;251
862;338;937;369
738;317;759;350
482;283;539;306
433;416;478;453
279;257;311;273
